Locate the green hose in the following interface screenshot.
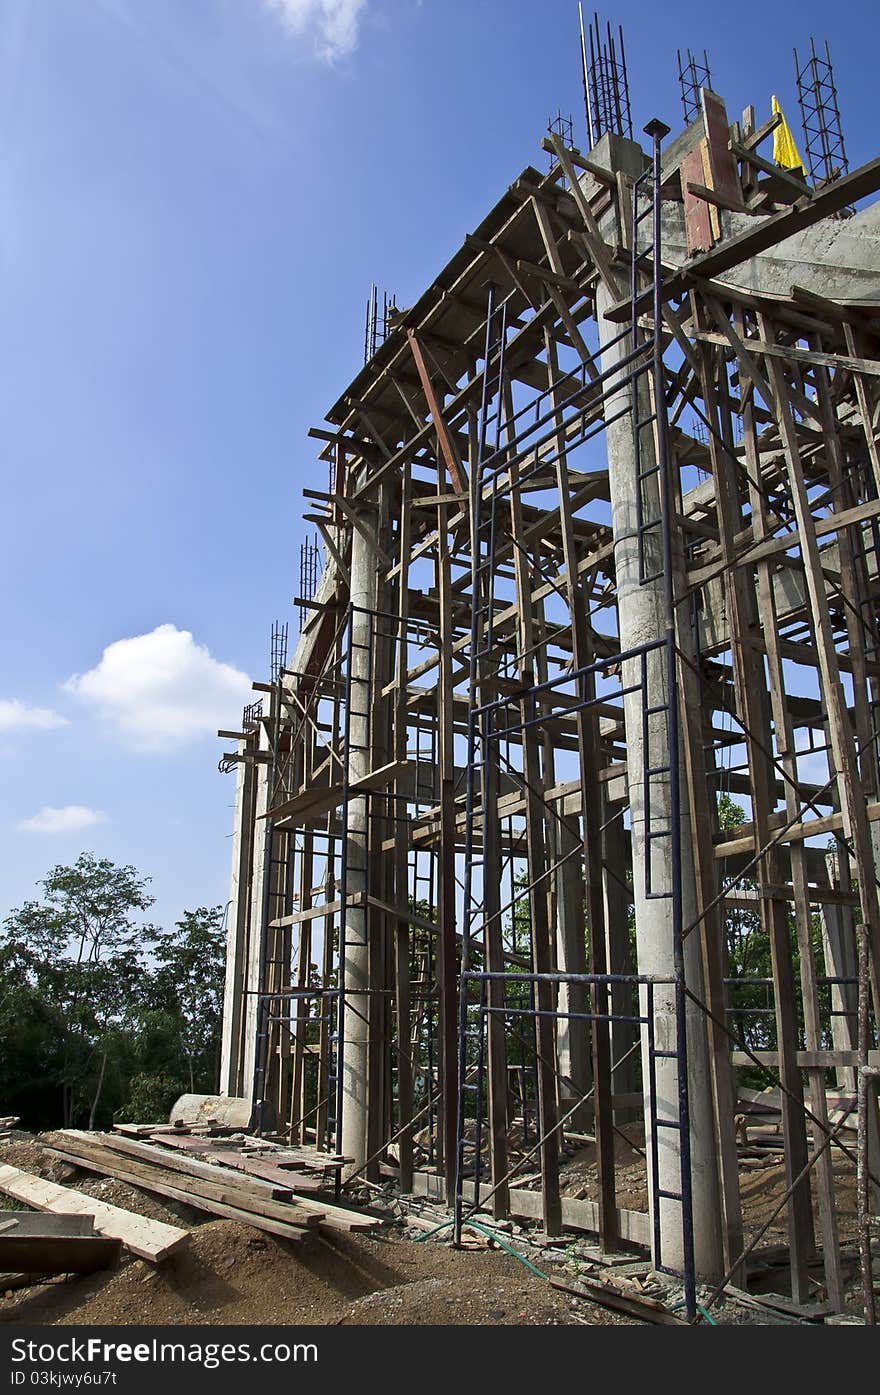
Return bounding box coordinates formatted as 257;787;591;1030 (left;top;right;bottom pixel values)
409;1215;549;1280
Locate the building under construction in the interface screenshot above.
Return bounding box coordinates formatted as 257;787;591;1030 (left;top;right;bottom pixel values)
217;21;880;1321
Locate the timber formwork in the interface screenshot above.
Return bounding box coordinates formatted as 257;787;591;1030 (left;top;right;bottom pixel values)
219;90;880;1319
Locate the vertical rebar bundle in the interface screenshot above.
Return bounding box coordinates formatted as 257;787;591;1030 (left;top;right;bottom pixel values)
546;109;574;173
298;534;321;631
795;38;849;186
364;283;398;364
270;620;288;683
579;6;632;145
242;698;263;731
677;48;711;127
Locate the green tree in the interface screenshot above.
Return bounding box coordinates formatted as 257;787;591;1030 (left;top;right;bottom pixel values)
147;906;226;1096
0;857;227;1131
1;853;156;1127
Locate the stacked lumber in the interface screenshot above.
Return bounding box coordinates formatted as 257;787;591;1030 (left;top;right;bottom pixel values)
145;1136;351;1195
0;1115;20;1142
45;1133;321;1243
0;1165;188;1262
44;1132;378;1237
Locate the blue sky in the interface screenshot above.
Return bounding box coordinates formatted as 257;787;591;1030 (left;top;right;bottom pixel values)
1;0;876;931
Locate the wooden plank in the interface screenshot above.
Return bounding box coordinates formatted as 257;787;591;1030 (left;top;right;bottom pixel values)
546;134;623;297
45;1149;317;1244
693;327;880;379
702;91;744;214
687;495;880;588
506;391;563;1238
729;139;810;200
550;1274;687;1326
111;1124;174;1138
0;1165;188;1263
58;1132;296;1202
207;1151;326;1195
682;146;714;254
697;323;814;1300
746;386;840;1305
147;1134;220;1152
685;180;745;214
116;1146;377;1233
269;893;364;930
436;495;459;1204
44;1136;322;1228
239;1147;349;1170
263;760;409;825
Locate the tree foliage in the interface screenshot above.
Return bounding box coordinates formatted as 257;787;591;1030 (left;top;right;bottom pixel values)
0;853;225;1130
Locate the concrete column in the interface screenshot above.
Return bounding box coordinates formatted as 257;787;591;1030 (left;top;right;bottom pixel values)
340;500;380;1174
241;721;272;1103
593;132;723;1279
553;810;592;1130
220;742;254;1096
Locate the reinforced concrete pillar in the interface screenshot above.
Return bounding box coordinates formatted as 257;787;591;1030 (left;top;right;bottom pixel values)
220;743;255;1096
340;500;380;1175
554;810;592;1129
593;131;723;1279
242;721;272;1104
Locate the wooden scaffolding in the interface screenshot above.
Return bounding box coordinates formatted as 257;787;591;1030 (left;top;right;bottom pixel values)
219;90;880;1318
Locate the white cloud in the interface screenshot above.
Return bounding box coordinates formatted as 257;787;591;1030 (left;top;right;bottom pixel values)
18;805;107;835
264;0;367;61
0;699;69;733
63;624;253;752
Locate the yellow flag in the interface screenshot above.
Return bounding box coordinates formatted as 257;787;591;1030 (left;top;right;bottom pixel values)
771;95;804;172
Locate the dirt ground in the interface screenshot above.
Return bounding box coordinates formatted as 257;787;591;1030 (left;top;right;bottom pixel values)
544;1120;862;1250
0;1138;623;1327
0;1131;868;1325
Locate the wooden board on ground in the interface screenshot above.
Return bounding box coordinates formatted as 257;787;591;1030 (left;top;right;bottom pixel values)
149;1134;221;1153
264;1193;380;1233
44;1137;322;1231
550;1274;687;1326
59;1132;297;1202
47;1132;377;1238
0;1165;188;1263
45;1149;317;1245
247;1149;348;1173
181;1151;380;1232
112;1124;174;1138
206;1152;326;1195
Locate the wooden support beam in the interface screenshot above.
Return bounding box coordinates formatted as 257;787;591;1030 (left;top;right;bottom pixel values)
406;329;468;494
